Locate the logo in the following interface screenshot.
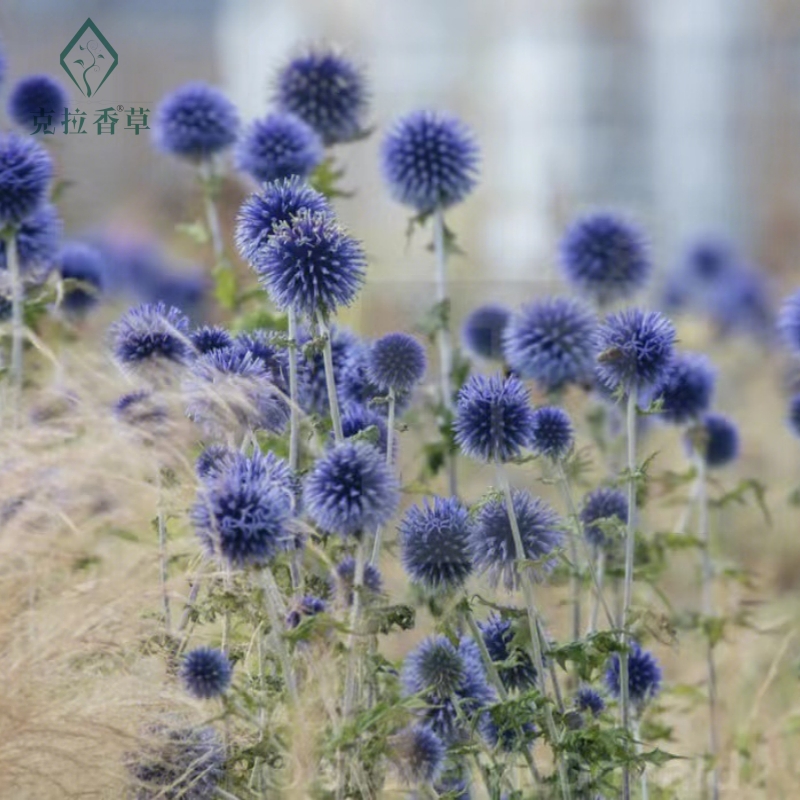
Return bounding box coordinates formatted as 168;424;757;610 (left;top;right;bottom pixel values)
60;18;118;98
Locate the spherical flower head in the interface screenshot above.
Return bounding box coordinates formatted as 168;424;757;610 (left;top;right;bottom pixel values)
0;203;61;273
778;289;800;355
454;374;534;463
286;594;326;629
340;403;389;454
0;133;54;226
191;325;233;354
575;686;605;717
235;112;323;185
559;212;650;305
275;45;367;146
8;74;68;129
788;394;800;439
111;302;192;384
339;343;412;415
304;441;399;537
503;297;597;392
113;390;169;432
298;325;360;415
59;242;104;313
399;496;473;593
195;444;236;481
393;725;445;785
461;304;511;361
367;332;427;393
530;406;574;460
180;646;232;699
653;352;716;424
689;412;740;469
154;82;239;161
595;308;676;394
333;555;383;605
231;330;288;391
470;489;562;590
580;487;627;549
605;643;662;708
258;209;366;317
235;177;330;264
478;614;537;691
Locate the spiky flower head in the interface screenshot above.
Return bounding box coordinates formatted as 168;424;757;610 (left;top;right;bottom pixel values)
470;489;562;589
154;82;239;161
340;403;390;454
8;74;67;130
393;725;445;785
580;487;627;549
304;441;399;537
399;497;473;593
191;325;232;354
503;297;597;392
298;325;360;415
59;242;104;313
275;45;367;146
195;444;235;481
235;177;331;264
478;614;537;691
257;209;366;317
381;110;479;213
235;111;323;184
529;406;573;460
788;394;800;439
595;308;676;394
286;595;326;629
333;555;383;605
559;212;650;305
231;329;288;390
689;412;740;469
113;390;169;432
0;203;61;273
575;686;605;717
0;133;53;227
653;352;716;424
454;374;534;463
778;289;800;355
605;643;662;708
339;343;412;414
180;647;232;699
367;332;427;393
461;304;511;361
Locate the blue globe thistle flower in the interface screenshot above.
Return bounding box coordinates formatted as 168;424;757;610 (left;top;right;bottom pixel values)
8;74;67;129
575;686;605;717
340;403;389;454
685;238;737;283
0;203;61;273
778;289;800;355
470;489;562;590
788;394;800;439
339;343;412;415
275;45;367;146
399;497;473;593
454;374;534;463
333;555;383;605
286;595;326;629
111;302;192;383
484;712;537;753
529;406;574;460
691;412;740;469
180;646;232;699
235;177;330;264
368;332;427;393
461;304;511;361
113;390;168;430
580;487;627;549
559;212;650;305
653;352;716;424
503;298;597;392
231;330;288;389
154;82;239;161
235;112;323;185
298;325;360;415
605;642;662;708
304;441;399;537
195;444;235;481
0;133;53;226
58;242;104;313
191;325;232;354
381;110;479;213
394;724;445;785
595;309;676;394
126;724;224;800
478;614;537;691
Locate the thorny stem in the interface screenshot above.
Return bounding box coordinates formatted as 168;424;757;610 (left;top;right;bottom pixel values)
317;313;344;443
588;549;606;635
287;308;301;471
200;160;224;261
5;230;23;406
261;567;298;704
632;717;649;800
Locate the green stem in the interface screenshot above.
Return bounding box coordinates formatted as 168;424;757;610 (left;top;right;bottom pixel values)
200;160;224;261
317;313;344;443
632;717;649;800
369;390;396;567
287;308;300;470
261;567;298;703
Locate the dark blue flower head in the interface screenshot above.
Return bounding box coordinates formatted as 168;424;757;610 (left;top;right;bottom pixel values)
653;352;716;424
333;555;383;605
685;238;737;283
0;133;53;227
275;45;367;146
529;406;573;460
399;497;473;593
286;595;326;629
575;686;605;717
8;75;68;130
394;725;445;785
339;342;412;415
461;304;511;361
236;177;331;264
690;412;740;469
788;394;800;439
258;209;366;317
59;242;104;313
469;489;562;590
180;647;232;699
298;325;360;415
154;82;239;161
113;390;169;430
231;329;288;389
484;711;537;753
0;203;61;273
381;110;479;213
778;289;800;355
191;325;232;354
195;444;235;481
340;403;389;454
235;112;323;184
580;487;627;549
559;212;650;305
503;298;597;392
605;642;662;708
595;309;676;394
454;374;534;463
304;441;399;537
368;332;426;393
478;614;537;691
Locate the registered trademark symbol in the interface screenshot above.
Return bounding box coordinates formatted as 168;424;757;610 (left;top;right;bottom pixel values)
116;104;124;112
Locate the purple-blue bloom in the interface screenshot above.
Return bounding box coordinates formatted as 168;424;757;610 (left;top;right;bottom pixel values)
195;444;235;481
605;642;662;708
59;242;104;313
340;403;390;454
298;325;360;415
788;394;800;439
653;352;716;424
113;390;168;429
339;342;412;415
478;614;537;691
180;646;232;699
580;487;627;549
191;325;232;354
395;725;445;785
575;686;605;717
529;406;574;460
367;332;426;393
8;75;68;130
778;289;800;355
0;133;53;226
461;304;511;361
231;330;288;390
692;412;740;468
0;203;61;274
286;595;326;629
333;556;383;606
